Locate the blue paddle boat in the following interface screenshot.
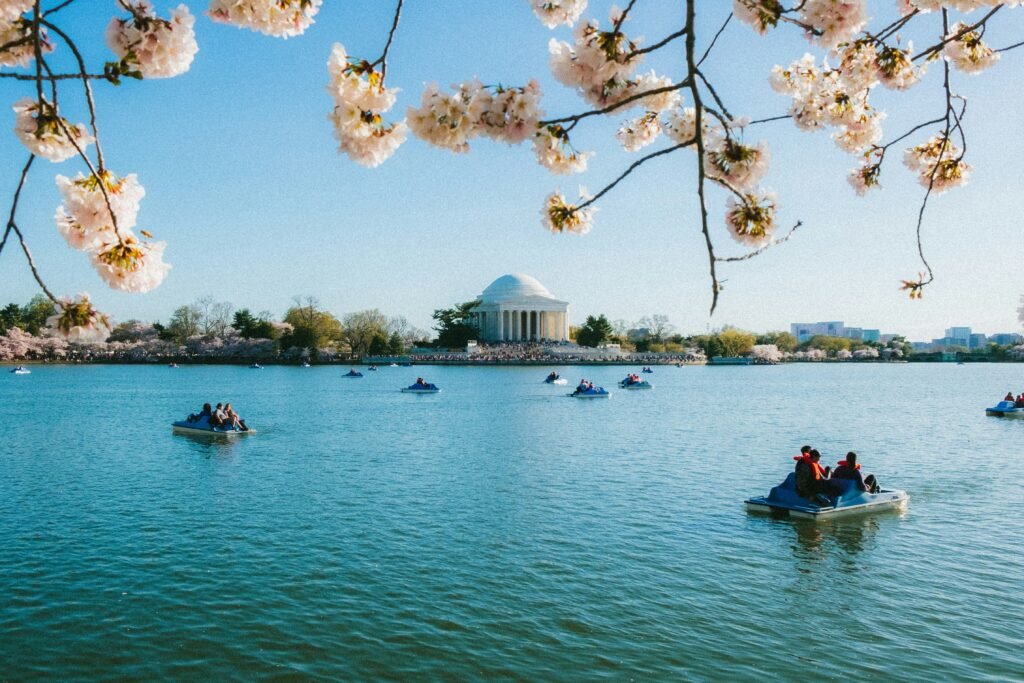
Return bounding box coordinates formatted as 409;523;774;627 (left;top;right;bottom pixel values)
569;385;610;398
746;472;908;519
985;400;1024;418
10;366;31;375
619;375;653;389
171;415;255;436
642;367;654;373
544;372;568;385
249;363;264;369
402;380;440;394
344;369;364;378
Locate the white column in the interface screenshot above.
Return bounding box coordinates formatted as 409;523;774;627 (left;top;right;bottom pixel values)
563;311;569;341
497;308;503;341
512;310;519;340
527;309;534;341
540;311;546;341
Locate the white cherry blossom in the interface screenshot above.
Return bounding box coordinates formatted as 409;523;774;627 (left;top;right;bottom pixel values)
12;98;93;162
207;0;321;38
106;2;198;79
542;191;593;234
90;234;171;293
46;293;112;342
529;0;587;28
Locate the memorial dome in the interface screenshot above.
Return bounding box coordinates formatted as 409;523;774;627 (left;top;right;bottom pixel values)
479;274;555;303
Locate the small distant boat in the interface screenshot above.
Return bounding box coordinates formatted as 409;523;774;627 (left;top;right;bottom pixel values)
301;362;311;368
389;363;399;367
543;373;568;385
344;369;364;378
641;367;654;374
171;415;255;436
10;366;31;375
746;473;908;519
168;362;178;368
368;365;378;371
985;400;1024;418
619;377;653;390
401;381;440;393
569;386;610;398
249;363;264;369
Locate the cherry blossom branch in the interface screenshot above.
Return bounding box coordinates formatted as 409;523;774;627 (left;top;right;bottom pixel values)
912;6;1001;62
44;0;79;16
716;221;802;262
995;38;1024;53
0;155;36;258
576;140;694;211
612;0;639;34
0;71;107;80
686;0;720;315
697;72;733;121
697;13;731;67
628;25;688;62
10;222;60;304
370;0;404;82
539;79;691;128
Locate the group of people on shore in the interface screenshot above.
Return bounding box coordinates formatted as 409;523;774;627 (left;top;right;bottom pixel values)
793;445;880;505
187;402;248;431
1002;392;1024;407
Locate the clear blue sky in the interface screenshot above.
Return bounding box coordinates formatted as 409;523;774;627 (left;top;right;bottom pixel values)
2;1;1023;341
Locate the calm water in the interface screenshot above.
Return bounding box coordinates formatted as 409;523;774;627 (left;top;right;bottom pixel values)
1;363;1022;680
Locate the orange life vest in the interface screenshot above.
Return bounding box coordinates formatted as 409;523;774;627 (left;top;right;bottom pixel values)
837;460;860;470
794;454;826;479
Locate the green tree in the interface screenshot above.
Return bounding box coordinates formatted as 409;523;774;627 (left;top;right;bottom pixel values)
432;300;480;349
0;302;22;333
805;335;852;353
690;334;725;358
717;328;756;357
281;297;343;350
166;304;202;343
756;331;798;352
20;295;56;335
233;308;277;339
387;331;404;355
576;314;613;347
344;309;389;357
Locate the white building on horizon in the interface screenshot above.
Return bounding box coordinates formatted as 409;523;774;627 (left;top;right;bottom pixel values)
470;274;570;343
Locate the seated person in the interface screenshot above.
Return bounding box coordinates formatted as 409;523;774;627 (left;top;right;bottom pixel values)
1016;393;1024;408
794;449;841;504
832;451;880;493
209;402;226;428
225;403;247;431
1005;392;1015;402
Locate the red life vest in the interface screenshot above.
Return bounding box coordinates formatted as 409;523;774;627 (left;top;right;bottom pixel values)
837;460;860;470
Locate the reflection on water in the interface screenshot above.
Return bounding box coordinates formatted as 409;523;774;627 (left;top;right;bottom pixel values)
2;364;1022;680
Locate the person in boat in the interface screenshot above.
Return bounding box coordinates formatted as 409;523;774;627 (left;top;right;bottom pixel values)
831;452;880;494
209;402;227;428
575;379;592;393
1005;391;1015;402
794;448;840;505
224;403;248;431
1016;393;1024;408
547;371;559;381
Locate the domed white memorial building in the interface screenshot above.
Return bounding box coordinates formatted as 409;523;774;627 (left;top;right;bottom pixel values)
470;274;570;342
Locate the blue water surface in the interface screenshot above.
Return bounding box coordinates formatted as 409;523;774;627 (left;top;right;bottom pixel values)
1;363;1022;680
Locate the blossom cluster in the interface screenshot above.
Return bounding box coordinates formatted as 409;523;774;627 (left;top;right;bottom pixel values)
542;190;594;235
903;132;970;194
529;0;588;29
549;14;647;108
207;0;322;38
13;98;93;163
407;79;543;153
46;293;112;342
55;171;171;293
326;43;406;168
106;1;199;79
943;21;999;74
0;9;53;69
